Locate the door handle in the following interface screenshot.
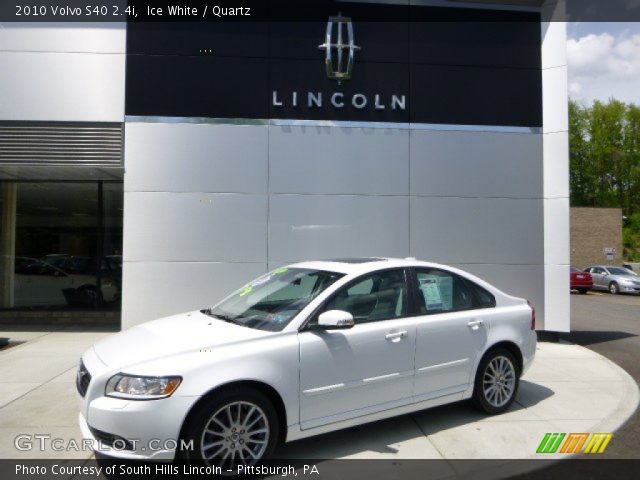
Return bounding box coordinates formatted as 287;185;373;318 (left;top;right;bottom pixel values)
385;331;407;342
467;320;483;330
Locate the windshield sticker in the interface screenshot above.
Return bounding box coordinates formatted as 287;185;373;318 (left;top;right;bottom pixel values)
274;267;289;274
239;286;253;297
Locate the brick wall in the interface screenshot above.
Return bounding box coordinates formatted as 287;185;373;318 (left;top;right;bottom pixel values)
570;207;623;269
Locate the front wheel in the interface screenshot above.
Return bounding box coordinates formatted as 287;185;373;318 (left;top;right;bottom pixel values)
179;388;279;470
578;288;588;294
473;348;520;414
609;282;619;295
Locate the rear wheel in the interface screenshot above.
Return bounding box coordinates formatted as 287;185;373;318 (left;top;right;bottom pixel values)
179;388;279;469
609;282;619;295
578;288;588;294
473;348;520;414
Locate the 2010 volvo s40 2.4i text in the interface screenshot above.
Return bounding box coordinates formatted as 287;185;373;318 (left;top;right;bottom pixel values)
77;258;536;467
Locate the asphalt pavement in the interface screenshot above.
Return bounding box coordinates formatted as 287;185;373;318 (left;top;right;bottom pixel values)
562;291;640;458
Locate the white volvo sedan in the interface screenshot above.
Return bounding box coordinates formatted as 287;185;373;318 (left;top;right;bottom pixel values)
78;258;536;467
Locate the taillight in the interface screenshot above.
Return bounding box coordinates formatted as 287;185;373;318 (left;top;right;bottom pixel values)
527;300;536;330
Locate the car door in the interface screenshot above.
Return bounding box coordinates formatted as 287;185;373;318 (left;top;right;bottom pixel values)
589;267;606;290
411;268;490;401
298;268;416;429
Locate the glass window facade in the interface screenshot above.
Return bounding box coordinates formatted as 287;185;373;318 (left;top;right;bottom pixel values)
0;181;122;310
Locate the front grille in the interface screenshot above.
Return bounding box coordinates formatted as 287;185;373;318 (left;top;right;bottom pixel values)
76;360;91;397
89;426;134;450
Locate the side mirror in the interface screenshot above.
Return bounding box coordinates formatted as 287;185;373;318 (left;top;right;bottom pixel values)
317;310;354;330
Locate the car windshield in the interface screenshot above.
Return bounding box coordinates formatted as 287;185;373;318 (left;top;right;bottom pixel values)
205;268;344;332
608;267;637;276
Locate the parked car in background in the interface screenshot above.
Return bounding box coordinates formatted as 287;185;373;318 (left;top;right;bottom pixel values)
8;256;120;307
584;265;640;295
570;267;593;294
622;263;639;273
78;258;536;467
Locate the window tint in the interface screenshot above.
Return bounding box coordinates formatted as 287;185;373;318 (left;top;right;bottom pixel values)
466;280;496;309
322;269;407;323
414;269;474;314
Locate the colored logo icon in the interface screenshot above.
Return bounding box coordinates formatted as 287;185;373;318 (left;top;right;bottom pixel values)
536;433;613;454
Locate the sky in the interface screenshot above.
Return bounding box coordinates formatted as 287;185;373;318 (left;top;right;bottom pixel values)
567;22;640;105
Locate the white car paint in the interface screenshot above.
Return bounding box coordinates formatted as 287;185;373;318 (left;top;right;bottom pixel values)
77;258;536;461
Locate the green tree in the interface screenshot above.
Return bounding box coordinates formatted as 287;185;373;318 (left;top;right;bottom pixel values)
570;99;640;260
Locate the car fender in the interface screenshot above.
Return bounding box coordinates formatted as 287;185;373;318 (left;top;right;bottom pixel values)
121;332;301;427
482;304;531;369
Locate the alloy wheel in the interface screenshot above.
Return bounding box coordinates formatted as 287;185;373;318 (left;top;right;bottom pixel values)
482;355;516;408
200;400;269;469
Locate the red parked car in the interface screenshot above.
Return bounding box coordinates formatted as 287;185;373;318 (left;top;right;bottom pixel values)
571;267;593;294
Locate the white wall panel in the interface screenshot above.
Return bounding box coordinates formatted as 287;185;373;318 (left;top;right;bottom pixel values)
0;23;126;53
121;262;266;326
542;65;569;134
543;264;570;332
125;123;268;193
123;192;267;262
543;131;569;198
0;52;125;122
541;21;567;70
410;130;543;198
268;194;410;263
410;197;544;265
269;126;409;195
544;197;570;266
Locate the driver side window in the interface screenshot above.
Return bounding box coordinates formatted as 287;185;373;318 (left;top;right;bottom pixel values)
321;269;408;324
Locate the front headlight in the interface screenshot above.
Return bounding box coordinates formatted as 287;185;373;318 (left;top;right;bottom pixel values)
105;374;182;400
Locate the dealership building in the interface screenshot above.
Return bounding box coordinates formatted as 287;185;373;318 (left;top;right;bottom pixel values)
0;1;570;331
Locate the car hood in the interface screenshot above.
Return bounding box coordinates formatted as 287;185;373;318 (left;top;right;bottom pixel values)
92;311;269;369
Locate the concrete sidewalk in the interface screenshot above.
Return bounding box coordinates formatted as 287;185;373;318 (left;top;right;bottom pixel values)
0;330;638;466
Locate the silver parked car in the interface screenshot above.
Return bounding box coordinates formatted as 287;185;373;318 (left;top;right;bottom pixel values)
584;265;640;295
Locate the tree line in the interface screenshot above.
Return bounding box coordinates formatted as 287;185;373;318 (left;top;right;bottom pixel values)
569;99;640;261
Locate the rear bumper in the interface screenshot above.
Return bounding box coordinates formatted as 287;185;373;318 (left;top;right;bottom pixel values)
521;330;537;376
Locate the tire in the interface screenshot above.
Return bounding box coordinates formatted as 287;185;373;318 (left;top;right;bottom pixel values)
578;289;588;295
472;348;520;415
178;387;280;469
609;282;619;295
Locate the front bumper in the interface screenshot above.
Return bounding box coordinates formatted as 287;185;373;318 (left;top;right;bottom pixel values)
80;394;199;461
619;284;640;294
78;349;199;461
79;411;175;460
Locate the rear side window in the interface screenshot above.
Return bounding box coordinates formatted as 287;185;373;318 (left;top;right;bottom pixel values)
414;269;473;314
413;269;495;314
465;281;496;309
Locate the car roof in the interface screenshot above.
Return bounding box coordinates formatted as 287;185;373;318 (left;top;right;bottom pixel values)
287;257;467;275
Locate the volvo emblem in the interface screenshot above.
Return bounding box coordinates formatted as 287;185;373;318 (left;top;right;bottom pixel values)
318;14;360;84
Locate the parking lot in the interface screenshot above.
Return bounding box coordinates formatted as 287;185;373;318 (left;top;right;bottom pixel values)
565;291;640;458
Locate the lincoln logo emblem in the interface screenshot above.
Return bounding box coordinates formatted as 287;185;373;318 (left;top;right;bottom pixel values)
318;13;360;84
